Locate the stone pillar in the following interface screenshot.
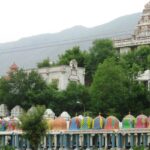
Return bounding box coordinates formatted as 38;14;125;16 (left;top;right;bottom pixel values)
11;134;15;148
22;137;26;149
135;133;138;147
75;134;79;150
104;134;107;149
63;134;68;150
98;134;102;150
130;133;134;148
122;134;126;149
138;134;141;146
117;133;122;150
47;134;52;150
115;134;118;148
83;134;87;149
102;134;104;147
26;140;31;150
143;133;147;147
15;134;19;150
86;134;90;150
125;134;128;148
59;134;63;149
70;134;73;149
2;135;5;146
141;133;143;146
90;134;94;148
54;134;57;150
43;136;46;149
111;133;115;149
148;133;150;148
80;134;84;149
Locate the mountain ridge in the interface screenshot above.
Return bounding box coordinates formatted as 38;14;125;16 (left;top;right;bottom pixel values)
0;12;141;76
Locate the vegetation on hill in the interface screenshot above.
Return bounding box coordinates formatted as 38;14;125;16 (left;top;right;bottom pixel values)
0;39;150;118
37;58;52;68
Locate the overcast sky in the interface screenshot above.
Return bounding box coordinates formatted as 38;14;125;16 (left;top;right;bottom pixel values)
0;0;149;43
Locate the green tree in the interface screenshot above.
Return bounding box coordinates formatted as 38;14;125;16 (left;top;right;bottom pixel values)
120;45;150;74
64;81;90;115
37;58;53;68
91;57;150;118
90;58;129;118
20;105;48;150
58;46;87;67
0;69;47;109
49;81;90;116
85;39;115;84
25;71;48;107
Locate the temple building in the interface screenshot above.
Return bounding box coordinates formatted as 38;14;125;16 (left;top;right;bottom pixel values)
6;59;85;90
26;59;85;90
114;1;150;54
137;69;150;90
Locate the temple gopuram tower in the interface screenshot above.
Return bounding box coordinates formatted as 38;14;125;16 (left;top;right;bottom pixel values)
114;1;150;53
134;1;150;38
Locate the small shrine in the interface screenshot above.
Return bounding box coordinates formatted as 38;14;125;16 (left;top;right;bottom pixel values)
11;105;24;117
0;104;9;117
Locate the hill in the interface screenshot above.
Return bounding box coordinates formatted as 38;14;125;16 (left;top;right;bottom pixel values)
0;12;141;75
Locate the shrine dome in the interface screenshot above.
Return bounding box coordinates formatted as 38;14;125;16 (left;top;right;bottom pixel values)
122;113;135;129
69;116;81;130
104;116;119;130
0;118;7;131
7;117;20;131
135;114;148;128
52;117;67;130
0;104;9;117
60;111;71;121
45;118;54;130
43;109;55;119
10;63;18;70
27;106;36;114
11;105;24;117
92;114;105;130
80;116;93;130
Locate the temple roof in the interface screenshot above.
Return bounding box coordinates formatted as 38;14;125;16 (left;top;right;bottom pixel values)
10;63;18;70
145;1;150;9
133;1;150;38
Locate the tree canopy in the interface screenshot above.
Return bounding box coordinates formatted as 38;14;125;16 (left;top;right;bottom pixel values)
58;46;87;67
0;70;47;109
20;105;48;150
37;58;54;68
90;57;149;118
85;39;115;84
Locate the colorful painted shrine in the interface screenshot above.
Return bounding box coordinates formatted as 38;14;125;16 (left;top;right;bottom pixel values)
69;116;80;130
80;116;93;130
104;116;119;130
122;113;135;128
92;115;105;129
135;114;148;128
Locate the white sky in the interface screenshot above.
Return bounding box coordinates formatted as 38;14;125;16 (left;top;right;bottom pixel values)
0;0;149;43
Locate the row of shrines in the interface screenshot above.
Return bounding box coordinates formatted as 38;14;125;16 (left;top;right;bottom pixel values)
0;104;150;131
0;104;149;149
